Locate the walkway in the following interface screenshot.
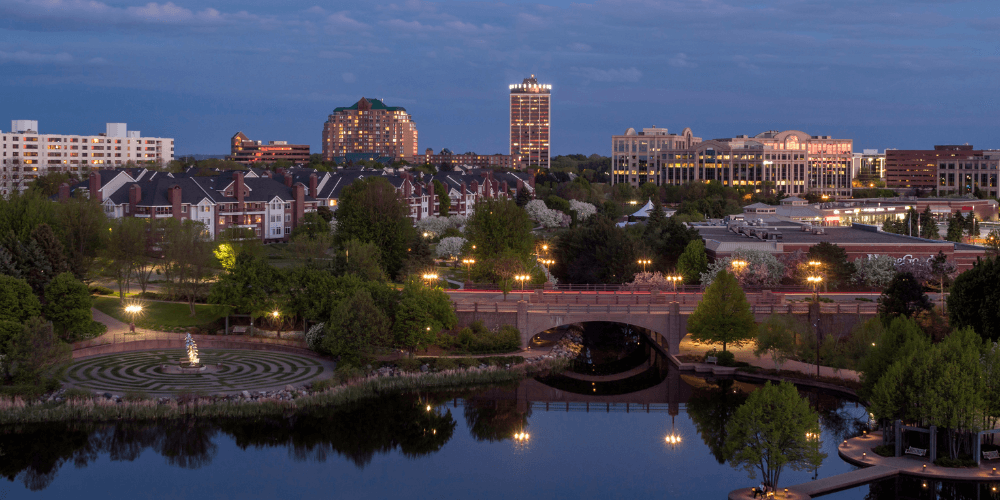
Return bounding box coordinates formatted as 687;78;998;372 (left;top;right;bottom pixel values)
678;337;860;382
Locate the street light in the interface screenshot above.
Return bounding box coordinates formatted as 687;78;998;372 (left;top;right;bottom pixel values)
124;303;142;334
422;273;439;287
664;414;682;450
461;258;475;282
730;259;747;275
515;274;530;298
807;275;823;301
667;275;683;293
807;276;823;377
638;259;652;273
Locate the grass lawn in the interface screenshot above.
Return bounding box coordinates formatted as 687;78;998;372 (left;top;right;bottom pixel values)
92;296;229;332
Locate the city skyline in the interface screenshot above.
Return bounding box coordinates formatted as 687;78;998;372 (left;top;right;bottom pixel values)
1;0;997;156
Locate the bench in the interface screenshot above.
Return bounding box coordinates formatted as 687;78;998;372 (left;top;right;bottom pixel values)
231;326;247;335
983;451;1000;460
905;446;927;457
705;356;718;365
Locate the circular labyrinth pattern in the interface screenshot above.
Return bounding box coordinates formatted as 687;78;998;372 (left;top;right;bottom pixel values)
64;349;333;395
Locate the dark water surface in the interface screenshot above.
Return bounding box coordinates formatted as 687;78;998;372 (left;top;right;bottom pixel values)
0;323;936;499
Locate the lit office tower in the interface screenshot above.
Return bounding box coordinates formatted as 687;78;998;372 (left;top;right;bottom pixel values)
509;75;551;169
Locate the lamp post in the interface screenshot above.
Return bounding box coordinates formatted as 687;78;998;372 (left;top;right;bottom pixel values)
124;304;142;334
515;274;530;299
807;275;823;377
422;273;439;288
664;414;682;450
462;258;475;283
638;259;652;273
271;310;281;339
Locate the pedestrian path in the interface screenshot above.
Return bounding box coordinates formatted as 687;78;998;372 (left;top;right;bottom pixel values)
678;337;859;382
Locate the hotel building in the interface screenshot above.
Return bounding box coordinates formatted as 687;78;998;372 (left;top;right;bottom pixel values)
611;127;853;197
0;120;174;196
322;97;418;161
228;132;310;166
509;75;551;169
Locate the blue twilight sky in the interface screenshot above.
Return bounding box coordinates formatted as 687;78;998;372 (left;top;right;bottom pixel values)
0;0;997;156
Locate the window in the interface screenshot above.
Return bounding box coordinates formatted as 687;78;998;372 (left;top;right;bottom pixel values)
285;214;291;222
284;227;290;234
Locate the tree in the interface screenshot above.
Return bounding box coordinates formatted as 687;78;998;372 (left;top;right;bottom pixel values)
987;229;1000;256
677;239;708;285
465;198;534;283
687;270;757;351
335;177;415;280
723;381;825;491
878;272;931;321
208;253;283;323
436;237;466;260
525;199;565;228
967;212;980;239
213;227;263;271
949;257;1000;341
29;224;68;277
643;201;700;271
514;187;532;207
701;249;784;288
393;278;457;353
54;194;107;279
0;275;42;323
919;206;938;239
433;180;450;216
103;217;147;301
2;317;70;385
754;315;801;371
43;272;95;342
26;171;76;196
946;211;965;242
856;316;928;402
323;289;392;366
928;251;956;311
551;216;647;284
161;220;215;316
851;255;897;288
805;242;855;290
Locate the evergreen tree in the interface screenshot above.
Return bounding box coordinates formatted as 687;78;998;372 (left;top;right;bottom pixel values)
966;212;979;239
949;257;1000;341
433;179;450;216
687;270;757;351
879;272;932;321
919;206;938;239
514;187;532;207
29;224;68;276
945;211;964;242
677;239;708;285
12;239;53;295
0;275;42;324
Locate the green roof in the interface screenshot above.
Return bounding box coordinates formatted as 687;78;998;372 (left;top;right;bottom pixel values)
333;97;407;113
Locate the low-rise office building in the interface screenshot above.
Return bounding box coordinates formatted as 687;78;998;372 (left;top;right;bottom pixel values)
410;148;515;169
885;145;982;192
228;132;310;166
935;150;1000;198
1;120;174;196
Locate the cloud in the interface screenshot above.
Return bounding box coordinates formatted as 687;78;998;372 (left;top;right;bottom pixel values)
326;11;368;31
669;53;695;68
318;50;351;59
568;43;591;52
734;55;760;73
0;0;265;28
571;67;642;83
342;72;356;83
0;50;74;64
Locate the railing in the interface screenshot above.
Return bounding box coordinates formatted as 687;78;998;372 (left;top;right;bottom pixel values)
72;331;308;350
451;301;878;316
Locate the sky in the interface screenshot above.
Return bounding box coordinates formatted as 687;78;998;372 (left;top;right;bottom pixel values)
1;0;998;156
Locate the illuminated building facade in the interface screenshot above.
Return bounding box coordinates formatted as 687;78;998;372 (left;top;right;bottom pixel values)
229;132;310;166
936;150;1000;198
611;128;853;197
411;148;515;169
885;145;981;192
509;75;551;169
322;97;418;161
0;120;173;197
851;149;886;188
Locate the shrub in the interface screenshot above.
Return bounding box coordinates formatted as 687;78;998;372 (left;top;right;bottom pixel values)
311;378;337;392
88;285;114;296
872;444;894;457
934;455;977;468
432;358;457;371
716;350;736;367
395;358;423;372
455;323;520;354
456;358;479;369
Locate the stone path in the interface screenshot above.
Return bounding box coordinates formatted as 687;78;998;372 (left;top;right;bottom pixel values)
64;349;336;395
678;337;860;382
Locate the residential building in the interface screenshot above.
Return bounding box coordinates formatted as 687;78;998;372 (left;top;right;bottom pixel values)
410;148;515;169
851;149;885;187
885;145;981;192
1;120;174;196
68;166;533;242
510;75;551;169
228;132;310;166
322;97;418;161
935;150;1000;198
611;128;853;197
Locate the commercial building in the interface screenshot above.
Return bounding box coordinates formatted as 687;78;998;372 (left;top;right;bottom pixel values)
410;148;515;169
69;165;533;242
510;75;551;169
935;150;1000;199
739;196;997;227
693;220;987;272
322;97;418;161
1;120;174;196
885;145;981;192
611;128;853;197
228;132;310;166
851;149;885;187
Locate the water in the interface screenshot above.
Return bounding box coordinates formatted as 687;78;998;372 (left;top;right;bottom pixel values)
0;323;890;499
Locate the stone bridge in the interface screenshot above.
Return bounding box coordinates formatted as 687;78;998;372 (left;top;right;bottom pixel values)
449;290;879;354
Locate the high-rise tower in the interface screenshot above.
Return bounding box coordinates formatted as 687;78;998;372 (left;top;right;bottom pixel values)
509;75;551;169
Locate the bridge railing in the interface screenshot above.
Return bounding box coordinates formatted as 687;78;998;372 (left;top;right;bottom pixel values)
456;283;827;294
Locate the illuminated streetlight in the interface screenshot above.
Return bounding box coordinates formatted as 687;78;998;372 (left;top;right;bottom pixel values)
667;275;683;293
422;273;439;287
664;414;682;450
124;303;142;334
730;259;747;272
637;259;652;273
515;274;531;298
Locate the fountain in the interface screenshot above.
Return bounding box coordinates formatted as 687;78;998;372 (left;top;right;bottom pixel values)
162;333;214;374
184;333;201;367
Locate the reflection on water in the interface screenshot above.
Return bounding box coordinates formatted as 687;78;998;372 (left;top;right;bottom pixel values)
0;322;889;498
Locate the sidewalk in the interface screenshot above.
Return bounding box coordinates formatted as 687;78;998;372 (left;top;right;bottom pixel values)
678;337;859;382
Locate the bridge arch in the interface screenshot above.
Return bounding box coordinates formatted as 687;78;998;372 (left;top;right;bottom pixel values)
519;304;688;355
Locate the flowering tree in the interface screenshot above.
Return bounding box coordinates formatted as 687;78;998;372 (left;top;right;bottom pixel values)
895;258;933;285
626;271;670;290
525;199;567;228
447;214;467;230
435;237;466;259
416;216;454;237
701;249;784;288
568;200;597;221
852;255;897;288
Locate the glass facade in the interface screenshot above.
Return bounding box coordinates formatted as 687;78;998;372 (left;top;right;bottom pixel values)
509;76;551;169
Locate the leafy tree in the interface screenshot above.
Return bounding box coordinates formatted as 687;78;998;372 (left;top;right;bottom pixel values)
642;201;700;271
551;216;646;284
686;379;749;464
323;288;391;366
851;255;897;288
161;220;215;316
701;249;784;288
677;239;708;285
29;224;69;276
208;253;283;323
987;229;1000;256
687;270;757;351
981;341;1000;432
54;194;107;279
433;180;450;216
103;217;147;301
213;227;263;271
754;315;801;370
2;317;70;385
8;238;54;296
949;257;1000;341
393;278;457;352
723;381;825;491
856;316;928;402
26;171;77;196
465;198;534;280
805;242;855;290
0;190;57;243
0;275;42;323
43;272;95;342
878;272;931;321
335;176;415;280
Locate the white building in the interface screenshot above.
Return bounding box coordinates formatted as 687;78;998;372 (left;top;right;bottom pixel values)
1;120;175;196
